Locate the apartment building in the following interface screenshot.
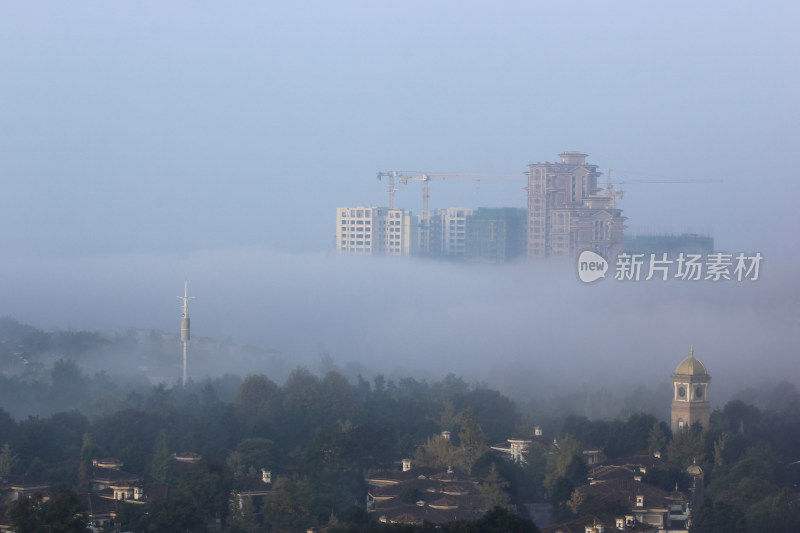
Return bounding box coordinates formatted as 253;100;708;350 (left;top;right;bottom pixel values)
336;207;417;256
527;152;626;259
336;206;386;255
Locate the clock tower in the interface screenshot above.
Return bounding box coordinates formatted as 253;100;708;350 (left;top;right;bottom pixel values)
671;346;711;433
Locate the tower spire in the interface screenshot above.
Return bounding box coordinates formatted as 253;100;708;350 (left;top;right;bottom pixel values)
690;345;694;358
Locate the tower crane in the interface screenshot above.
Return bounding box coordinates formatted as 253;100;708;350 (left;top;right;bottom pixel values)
380;171;526;221
599;169;723;206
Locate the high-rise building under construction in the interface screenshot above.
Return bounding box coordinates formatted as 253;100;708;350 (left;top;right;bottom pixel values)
526;152;626;259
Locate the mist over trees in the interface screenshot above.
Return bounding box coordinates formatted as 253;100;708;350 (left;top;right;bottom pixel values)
2;317;800;531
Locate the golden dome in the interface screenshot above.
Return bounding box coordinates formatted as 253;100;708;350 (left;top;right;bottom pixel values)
686;458;703;476
674;346;708;376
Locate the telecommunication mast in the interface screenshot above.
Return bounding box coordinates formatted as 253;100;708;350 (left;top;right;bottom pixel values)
178;281;194;387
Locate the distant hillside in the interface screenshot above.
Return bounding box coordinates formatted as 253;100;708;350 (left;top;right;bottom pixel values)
0;317;289;385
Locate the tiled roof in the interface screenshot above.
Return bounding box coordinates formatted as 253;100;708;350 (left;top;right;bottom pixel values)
379;504;483;525
542;514;660;533
77;493;119;519
366;466;439;484
2;474;50;491
89;466;141;484
235;475;273;494
577;478;676;510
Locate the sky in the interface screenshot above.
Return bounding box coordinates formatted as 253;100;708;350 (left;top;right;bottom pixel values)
0;2;798;399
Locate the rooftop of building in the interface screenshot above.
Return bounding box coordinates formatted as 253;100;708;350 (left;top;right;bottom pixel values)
674;347;709;376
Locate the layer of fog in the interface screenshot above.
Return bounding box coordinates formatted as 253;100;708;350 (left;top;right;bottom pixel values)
1;248;797;407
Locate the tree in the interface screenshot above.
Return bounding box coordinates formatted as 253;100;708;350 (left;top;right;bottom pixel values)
227;494;260;533
9;489;89;533
399;486;422;504
563;453;587;487
262;476;315;531
522;444;547;499
691;498;746;533
667;422;705;467
548;476;575;523
232;374;281;427
0;443;20;476
226;438;279;477
647;421;669;456
479;463;511;510
150;430;173;484
469;505;540;533
457;406;489;472
745;488;800;533
414;433;461;470
175;460;235;525
137;495;208;533
544;434;582;490
440;399;457;432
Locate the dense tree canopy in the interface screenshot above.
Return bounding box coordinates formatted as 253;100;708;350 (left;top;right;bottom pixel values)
1;325;799;533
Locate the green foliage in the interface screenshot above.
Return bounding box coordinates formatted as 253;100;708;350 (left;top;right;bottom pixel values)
641;467;690;493
691;498;747;533
561;413;660;459
549;475;574;505
150;429;174;484
562;453;587;487
226;437;279;477
175;460;235;524
329;506;539;533
457;406;489;472
667;422;705;467
399;485;422;504
8;488;89;533
478;463;511;509
543;434;581;490
261;475;316;531
744;488;800;533
232;374;281;428
647;421;669;455
227;493;260;533
0;442;20;475
135;495;208;533
522;444;547;498
414;433;461;470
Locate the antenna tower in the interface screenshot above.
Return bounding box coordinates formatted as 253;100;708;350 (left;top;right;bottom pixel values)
178;281;195;387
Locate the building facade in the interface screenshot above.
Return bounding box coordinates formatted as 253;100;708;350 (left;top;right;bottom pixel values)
526;152;626;259
385;209;419;256
336;206;386;255
441;207;473;260
671;347;711;433
336;207;417;256
464;207;527;263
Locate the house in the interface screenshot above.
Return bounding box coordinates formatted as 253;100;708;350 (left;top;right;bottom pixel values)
542;514;661;533
231;468;273;511
568;477;689;532
88;459;141;493
366;460;486;525
0;474;50;502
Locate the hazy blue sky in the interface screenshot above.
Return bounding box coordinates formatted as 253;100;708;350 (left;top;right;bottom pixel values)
1;2;798;394
2;1;798;256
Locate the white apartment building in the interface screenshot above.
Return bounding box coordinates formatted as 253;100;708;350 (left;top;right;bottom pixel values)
336;207;386;255
336;207;417;256
442;207;473;259
384;209;418;256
